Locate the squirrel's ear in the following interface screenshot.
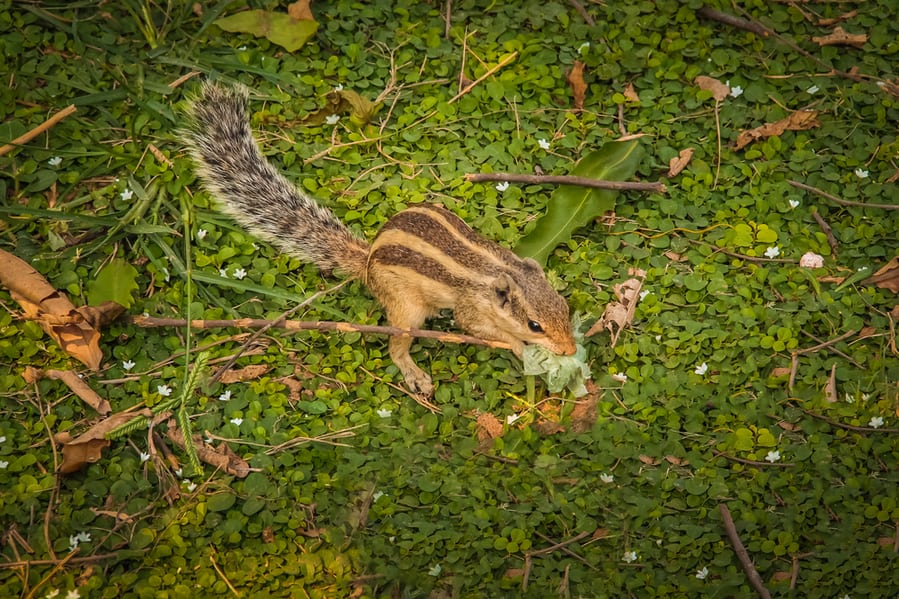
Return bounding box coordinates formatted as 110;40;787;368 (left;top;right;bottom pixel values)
492;273;519;310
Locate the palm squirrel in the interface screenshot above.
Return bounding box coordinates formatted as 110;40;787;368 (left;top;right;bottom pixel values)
185;83;576;396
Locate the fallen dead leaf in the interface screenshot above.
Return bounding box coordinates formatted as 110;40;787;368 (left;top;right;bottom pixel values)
664;250;686;262
567;60;587;110
218;364;271;383
812;26;866;49
622;82;640;103
23;367;111;416
586;276;645;346
0;249;105;370
735;110;820;151
824;363;838;403
772;571;793;583
665;456;689;466
769;367;792;379
569;385;599;433
694;75;729;101
639;455;659;465
287;0;314;21
865;256;899;293
476;412;504;441
56;409;153;474
166;422;251;478
667;148;694;177
777;420;800;432
77;301;126;330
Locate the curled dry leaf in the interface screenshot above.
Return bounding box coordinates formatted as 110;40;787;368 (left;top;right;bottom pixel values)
0;249;104;370
667;148;694;177
622;82;640;103
694;75;729;101
824;363;838;403
166;423;251;478
735;110;820;151
23;366;111;416
218;364;271;383
476;412;504;441
865;256;899;293
812;26;866;49
586;276;645;346
56;409;153;474
567;60;587;110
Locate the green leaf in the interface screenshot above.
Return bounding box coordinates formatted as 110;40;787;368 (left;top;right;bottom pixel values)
206;492;237;512
515;139;645;265
86;258;139;308
296;400;328;414
215;10;318;53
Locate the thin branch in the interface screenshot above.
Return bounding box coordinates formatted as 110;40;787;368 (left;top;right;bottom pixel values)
130;315;513;351
568;0;595;26
794;329;857;356
719;503;773;599
0;551;130;570
789;403;899;433
0;104;77;157
527;530;592;557
466;172;666;193
788;180;899;210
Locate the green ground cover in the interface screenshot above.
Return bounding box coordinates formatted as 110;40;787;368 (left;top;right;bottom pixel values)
1;1;898;597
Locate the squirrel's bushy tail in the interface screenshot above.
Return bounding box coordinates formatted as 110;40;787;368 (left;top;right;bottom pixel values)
185;83;369;278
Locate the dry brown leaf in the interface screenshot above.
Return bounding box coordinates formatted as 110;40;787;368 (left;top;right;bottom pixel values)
876;537;896;548
769;367;792;379
23;367;111;415
504;568;526;579
476;412;504;441
77;301;126;330
735;110;820;151
694;75;729;101
772;571;792;583
0;249;104;370
639;455;659;465
166;422;251;478
586;276;645;346
777;420;800;432
622;82;640;103
567;60;587;110
824;363;838;403
818;10;858;27
218;364;271;383
569;387;599;433
664;250;686;262
812;26;866;49
665;456;689;466
667;148;694;177
56;409;153;474
865;256;899;293
287;0;314;21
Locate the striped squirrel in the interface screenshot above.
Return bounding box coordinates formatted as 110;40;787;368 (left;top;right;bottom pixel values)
185;83;576;397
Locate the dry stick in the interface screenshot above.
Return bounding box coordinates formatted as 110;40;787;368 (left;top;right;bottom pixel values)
0;104;77;157
209;550;240;597
131;315;514;352
719;503;773;599
466;172;666;193
789;402;899;434
811;211;839;257
799;329;861;367
22;549;79;599
448;51;518;104
794;328;857;356
788;180;899;211
568;0;596;26
1;552;130;570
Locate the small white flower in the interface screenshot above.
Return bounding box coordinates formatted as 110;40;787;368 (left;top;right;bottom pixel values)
861;393;870;402
372;491;385;501
765;450;781;463
840;595;849;599
174;468;183;478
0;460;8;469
788;199;800;209
230;418;243;426
333;84;344;92
764;246;780;259
197;228;207;240
120;188;134;201
854;168;869;179
638;290;650;301
696;566;709;580
495;181;510;192
799;252;824;268
233;267;247;280
729;85;743;98
45;590;60;599
140;452;150;463
252;243;260;250
376;408;392;418
537;138;551;150
611;372;628;384
600;473;614;484
68;531;91;551
868;416;884;429
428;563;442;576
577;42;590;55
157;384;172;397
622;550;637;563
0;435;7;443
506;413;521;425
325;114;340;125
694;362;708;376
806;85;819;94
162;267;170;282
237;45;247;51
48;156;62;166
184;480;197;492
122;360;135;371
219;268;228;278
218;390;232;402
65;590;80;599
844;393;855;404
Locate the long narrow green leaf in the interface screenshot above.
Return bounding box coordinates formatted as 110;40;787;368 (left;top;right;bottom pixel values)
514;140;645;265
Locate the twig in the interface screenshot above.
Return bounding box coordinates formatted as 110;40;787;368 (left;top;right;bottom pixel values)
22;549;79;599
811;211;839;256
794;329;857;356
713;450;795;468
0;551;130;570
798;330;861;367
568;0;595;26
210;549;240;597
788;402;899;433
443;0;452;39
527;530;592;556
130;315;514;352
788;180;898;210
719;503;773;599
0;104;77;157
687;239;795;263
466;172;666;193
448;51;518;104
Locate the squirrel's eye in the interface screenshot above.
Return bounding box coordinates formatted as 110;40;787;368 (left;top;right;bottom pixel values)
527;320;544;333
